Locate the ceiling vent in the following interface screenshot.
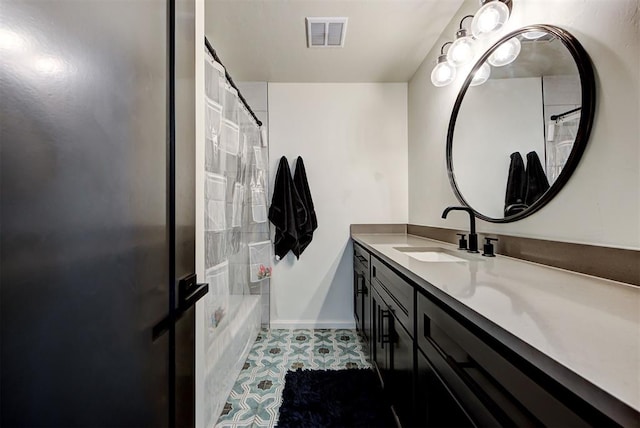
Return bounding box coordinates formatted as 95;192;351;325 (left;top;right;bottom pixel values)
306;17;348;48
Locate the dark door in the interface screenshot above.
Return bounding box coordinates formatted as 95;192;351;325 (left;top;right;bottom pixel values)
0;0;197;426
173;0;197;426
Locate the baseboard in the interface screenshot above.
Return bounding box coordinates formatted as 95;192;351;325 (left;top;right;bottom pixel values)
269;320;356;330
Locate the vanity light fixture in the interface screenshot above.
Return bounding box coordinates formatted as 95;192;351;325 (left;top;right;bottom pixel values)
470;62;491;86
431;42;456;87
488;36;521;66
447;15;477;67
471;0;513;39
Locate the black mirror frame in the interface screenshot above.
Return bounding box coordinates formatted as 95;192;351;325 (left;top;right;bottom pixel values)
446;24;596;223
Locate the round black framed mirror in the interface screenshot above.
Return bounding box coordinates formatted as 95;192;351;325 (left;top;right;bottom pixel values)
446;24;596;223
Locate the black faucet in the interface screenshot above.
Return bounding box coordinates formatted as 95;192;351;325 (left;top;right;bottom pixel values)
441;206;479;253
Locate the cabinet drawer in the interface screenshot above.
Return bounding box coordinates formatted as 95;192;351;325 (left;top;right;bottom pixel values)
353;243;370;280
371;256;413;335
417;291;589;427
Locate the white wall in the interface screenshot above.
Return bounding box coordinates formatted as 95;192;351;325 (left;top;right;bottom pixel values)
409;0;640;249
268;83;408;328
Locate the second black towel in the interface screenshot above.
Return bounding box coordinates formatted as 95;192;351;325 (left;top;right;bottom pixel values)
292;156;317;258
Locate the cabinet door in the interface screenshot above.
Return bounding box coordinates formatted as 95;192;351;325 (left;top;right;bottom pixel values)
416;349;473;428
372;290;390;382
363;279;371;345
353;271;361;328
388;319;415;427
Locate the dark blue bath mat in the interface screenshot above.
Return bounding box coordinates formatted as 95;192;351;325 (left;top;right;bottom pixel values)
276;369;396;428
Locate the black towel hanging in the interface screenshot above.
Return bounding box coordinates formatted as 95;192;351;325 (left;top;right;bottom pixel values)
292;157;317;258
504;152;527;216
524;151;550;206
268;156;307;260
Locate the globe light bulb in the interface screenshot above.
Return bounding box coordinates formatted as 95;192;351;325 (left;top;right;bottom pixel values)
471;1;510;38
488;37;521;67
478;8;500;32
431;54;456;87
470;62;491;86
447;30;477;67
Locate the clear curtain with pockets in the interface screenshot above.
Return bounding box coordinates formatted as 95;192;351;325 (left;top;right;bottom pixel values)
202;47;271;427
546;111;580;183
220;119;240;156
231;183;244;228
205;173;227;267
250;186;267;223
205;99;223;173
223;84;239;124
205;261;230;331
249;124;268;225
253;146;268;171
205;57;224;104
248;241;272;282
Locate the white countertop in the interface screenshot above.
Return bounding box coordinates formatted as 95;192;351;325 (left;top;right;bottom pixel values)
352;233;640;414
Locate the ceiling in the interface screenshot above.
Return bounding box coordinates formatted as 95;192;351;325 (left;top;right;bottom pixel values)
204;0;465;83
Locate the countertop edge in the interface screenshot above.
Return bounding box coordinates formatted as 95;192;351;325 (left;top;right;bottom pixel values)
351;233;640;426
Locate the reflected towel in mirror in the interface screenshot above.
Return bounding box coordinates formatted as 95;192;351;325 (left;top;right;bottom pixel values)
504;152;527;216
525;151;550;206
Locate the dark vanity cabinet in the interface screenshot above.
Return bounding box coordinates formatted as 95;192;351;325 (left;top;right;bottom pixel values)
370;257;415;427
416;292;590;427
416;349;473;428
353;243;372;348
353;241;622;427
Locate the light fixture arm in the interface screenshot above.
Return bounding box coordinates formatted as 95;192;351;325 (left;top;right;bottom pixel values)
459;15;475;30
440;41;453;55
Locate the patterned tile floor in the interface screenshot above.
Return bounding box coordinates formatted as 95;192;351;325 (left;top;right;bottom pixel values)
215;329;371;427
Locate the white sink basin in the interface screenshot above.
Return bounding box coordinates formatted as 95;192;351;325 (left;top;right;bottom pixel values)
403;251;467;263
393;246;470;263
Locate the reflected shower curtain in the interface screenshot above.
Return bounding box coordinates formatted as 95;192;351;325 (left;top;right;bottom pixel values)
202;50;271;427
546;111;580;183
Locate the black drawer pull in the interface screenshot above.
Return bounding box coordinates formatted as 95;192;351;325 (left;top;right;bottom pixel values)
380;309;393;348
423;313;430;339
377;305;382;343
355;273;364;294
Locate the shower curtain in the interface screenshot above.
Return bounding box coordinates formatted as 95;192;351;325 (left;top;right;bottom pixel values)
202;50;271;427
546;110;580;183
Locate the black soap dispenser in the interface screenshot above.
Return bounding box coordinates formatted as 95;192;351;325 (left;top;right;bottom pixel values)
482;237;498;257
456;233;468;250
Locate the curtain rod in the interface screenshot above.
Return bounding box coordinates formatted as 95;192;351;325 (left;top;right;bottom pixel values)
205;37;263;127
550;106;581;121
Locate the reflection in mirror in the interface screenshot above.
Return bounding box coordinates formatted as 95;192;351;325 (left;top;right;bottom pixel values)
447;25;594;222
